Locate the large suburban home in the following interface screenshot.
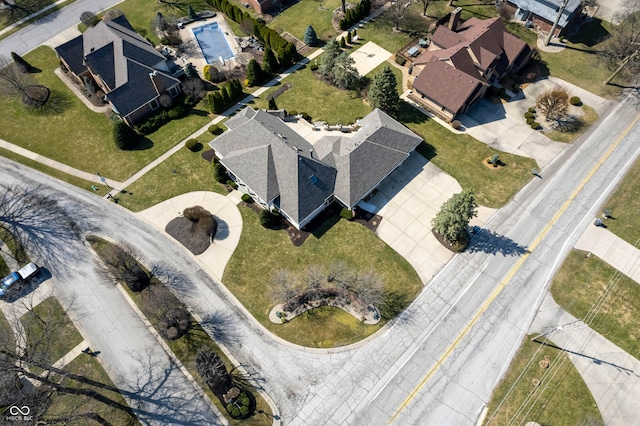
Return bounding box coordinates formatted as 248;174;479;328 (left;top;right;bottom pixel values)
55;14;182;126
410;8;532;122
505;0;584;37
209;108;423;229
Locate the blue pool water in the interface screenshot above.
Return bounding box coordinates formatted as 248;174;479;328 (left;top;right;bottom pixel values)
192;22;235;64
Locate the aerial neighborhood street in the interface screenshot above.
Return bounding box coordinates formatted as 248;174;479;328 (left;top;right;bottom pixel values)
1;0;640;424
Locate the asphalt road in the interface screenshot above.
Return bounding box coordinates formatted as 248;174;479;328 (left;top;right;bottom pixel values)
0;0;122;58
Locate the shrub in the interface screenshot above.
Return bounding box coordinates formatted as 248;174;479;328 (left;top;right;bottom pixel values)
528;107;536;113
214;163;228;183
524;111;533;119
260;209;280;228
340;208;353;220
570;96;582;106
451;120;462;130
310;63;318;71
185;139;200;151
526;117;534;125
531;122;540;129
228;181;238;190
300;112;311;122
113;121;140;150
208;124;224;135
241;194;252;203
394;54;406;66
287;110;298;116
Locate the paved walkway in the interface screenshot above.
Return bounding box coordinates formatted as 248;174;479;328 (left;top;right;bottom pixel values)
575;224;640;282
530;294;640;426
135;191;243;281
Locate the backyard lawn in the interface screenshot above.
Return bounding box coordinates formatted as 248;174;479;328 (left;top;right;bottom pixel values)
0;47;212;181
117;144;227;212
483;333;602;425
551;250;640;360
269;0;343;42
597;155;640;247
223;205;422;347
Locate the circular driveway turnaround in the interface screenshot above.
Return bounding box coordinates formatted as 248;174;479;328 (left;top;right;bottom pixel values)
136;191;242;281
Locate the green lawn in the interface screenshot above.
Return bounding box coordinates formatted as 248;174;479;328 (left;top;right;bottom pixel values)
269;0;342;42
0;0;57;30
0;226;29;267
0;47;212;181
20;296;84;366
598;155;640;247
484;333;602;425
551;250;640;359
45;355;139;425
399;102;538;208
223;205;422;347
251;65;371;123
86;236;273;425
355;15;413;53
117;144;227;212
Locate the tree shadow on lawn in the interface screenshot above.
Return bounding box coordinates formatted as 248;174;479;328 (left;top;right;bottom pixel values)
129;137;154;151
28;89;73;115
466;228;528;257
566;18;611;47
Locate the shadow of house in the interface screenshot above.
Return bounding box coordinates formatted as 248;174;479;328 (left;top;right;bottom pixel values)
54;15;182;126
410;8;532;123
459;97;508;128
209;108;423;230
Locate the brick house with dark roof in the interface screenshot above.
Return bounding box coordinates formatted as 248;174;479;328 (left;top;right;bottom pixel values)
209;108;423;229
411;9;532;122
55;15;181;126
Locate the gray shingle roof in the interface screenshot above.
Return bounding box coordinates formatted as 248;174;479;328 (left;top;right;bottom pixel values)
509;0;581;27
321;109;423;208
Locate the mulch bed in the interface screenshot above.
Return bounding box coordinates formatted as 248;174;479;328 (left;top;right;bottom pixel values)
165;216;213;255
431;228;468;253
353;206;382;233
201;149;216;162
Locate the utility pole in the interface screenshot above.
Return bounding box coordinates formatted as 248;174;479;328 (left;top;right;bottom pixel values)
603;42;640;85
544;0;570;46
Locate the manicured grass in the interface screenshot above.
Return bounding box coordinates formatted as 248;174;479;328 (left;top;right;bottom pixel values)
251;65;371;123
551;250;640;359
399;102;538;207
0;147;111;196
117;145;227;212
0;0;57;30
355;15;413;53
484;333;602;425
598;156;640;247
87;236;273;425
0;47;212;181
21;296;84;366
223;205;422;347
0;226;29;267
545;105;599;143
269;0;342;42
45;355;139;425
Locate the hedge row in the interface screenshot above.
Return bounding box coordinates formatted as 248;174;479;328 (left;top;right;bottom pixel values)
339;0;372;30
208;79;243;114
134;96;195;135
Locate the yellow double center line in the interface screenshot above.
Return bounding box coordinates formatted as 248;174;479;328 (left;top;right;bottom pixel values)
387;112;640;424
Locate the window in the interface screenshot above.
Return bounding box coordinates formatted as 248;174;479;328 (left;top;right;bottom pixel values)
169;86;179;97
149;98;159;110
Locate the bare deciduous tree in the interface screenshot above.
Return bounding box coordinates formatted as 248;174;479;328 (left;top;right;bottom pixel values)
351;269;383;306
389;0;410;30
270;269;300;302
602;7;640;83
536;88;569;120
0;55;42;103
420;0;430;17
196;349;230;394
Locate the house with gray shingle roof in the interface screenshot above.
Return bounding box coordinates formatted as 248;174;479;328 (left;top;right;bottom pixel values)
55;15;181;126
410;9;531;122
505;0;583;37
209;108;422;229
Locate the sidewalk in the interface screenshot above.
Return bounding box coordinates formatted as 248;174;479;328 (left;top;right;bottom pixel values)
530;294;640;426
574;224;640;283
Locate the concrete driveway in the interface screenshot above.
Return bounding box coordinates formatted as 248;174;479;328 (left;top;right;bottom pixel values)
459;76;613;168
363;152;495;284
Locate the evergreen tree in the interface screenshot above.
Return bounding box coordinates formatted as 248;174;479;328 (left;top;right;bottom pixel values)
263;48;278;75
346;31;352;44
184;62;198;79
431;189;478;245
188;5;197;20
277;43;297;68
331;52;360;90
246;59;263;86
368;65;399;113
220;85;231;105
113;121;140;150
319;40;342;76
268;97;278;110
208;92;224;113
340;36;346;48
304;25;318;47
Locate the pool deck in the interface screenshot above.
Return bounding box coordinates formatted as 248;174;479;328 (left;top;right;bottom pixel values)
177;15;241;76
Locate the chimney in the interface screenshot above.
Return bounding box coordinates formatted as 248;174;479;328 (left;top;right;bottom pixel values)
449;7;462;31
309;148;314;158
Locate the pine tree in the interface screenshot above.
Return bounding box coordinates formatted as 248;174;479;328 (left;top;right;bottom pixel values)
188;5;197;20
346;31;352;44
340;36;346;48
368;65;399;113
246;59;263;86
208;92;224;113
431;189;478;245
220;85;231;105
304;25;318;47
263;48;278;75
113;121;140;150
268;97;278;110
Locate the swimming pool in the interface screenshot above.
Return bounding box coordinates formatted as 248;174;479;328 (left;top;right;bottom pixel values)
192;22;235;64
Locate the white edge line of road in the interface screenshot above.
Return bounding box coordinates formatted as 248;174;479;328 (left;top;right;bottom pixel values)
480;110;640;423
